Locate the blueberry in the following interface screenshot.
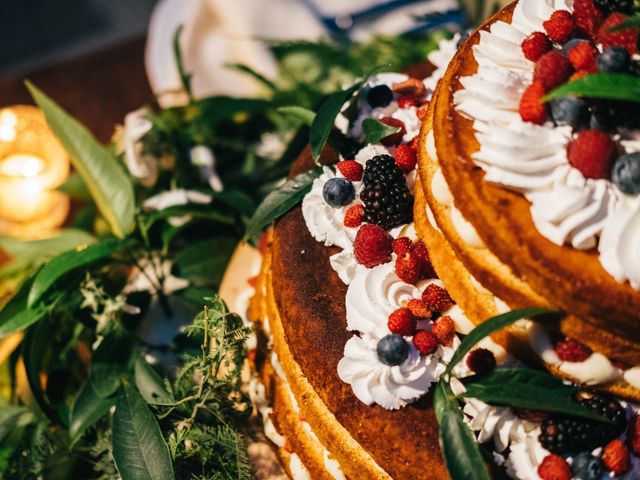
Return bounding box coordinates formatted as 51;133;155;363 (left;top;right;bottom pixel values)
550;97;589;129
590;101;617;133
597;46;631;73
562;38;588;56
571;452;602;480
612;153;640;195
376;334;409;366
322;178;355;207
366;85;393;109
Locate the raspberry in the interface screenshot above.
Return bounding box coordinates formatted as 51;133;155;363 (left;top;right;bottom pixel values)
412;241;436;278
521;32;553;62
519;81;549;125
406;298;432;319
412;330;439;356
410;135;420;150
602;439;630;475
554;338;592;362
344;204;364;228
567;130;618;179
354;224;393;268
391;78;427;98
573;0;604;39
337;160;363;181
416;104;429;121
388;307;417;336
432;315;456;347
537;454;571;480
397;96;417;108
534;51;574;89
395;252;422;284
567;42;598;72
392;237;413;256
422;284;454;313
394;144;417;172
598;13;638;55
627;415;640;456
543;10;575;43
378;117;406;146
466;348;497;375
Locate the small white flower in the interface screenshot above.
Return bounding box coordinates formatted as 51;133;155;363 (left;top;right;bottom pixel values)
190;146;223;192
124;253;189;296
117;108;158;187
143;188;212;227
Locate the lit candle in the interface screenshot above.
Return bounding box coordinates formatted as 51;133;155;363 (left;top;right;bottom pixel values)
0;106;70;238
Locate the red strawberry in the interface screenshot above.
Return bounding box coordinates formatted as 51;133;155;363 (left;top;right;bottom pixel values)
416;104;429;121
432;315;456;347
422;284;454;313
567;42;598;72
602;439;630;475
388;307;417;336
534;51;574;89
573;0;604;39
543;10;575;43
378;117;406;146
392;78;427;98
521;32;552;62
411;241;436;278
406;298;432;319
537;454;571;480
598;13;638;55
397;96;417;108
284;438;294;453
466;348;497;375
392;237;413;256
395;252;422;284
344;204;364;228
337;160;363;181
413;330;439;355
410;135;420;150
354;224;393;268
519;81;548;125
567;130;618;179
554;338;592;362
395;144;417;172
627;414;640;456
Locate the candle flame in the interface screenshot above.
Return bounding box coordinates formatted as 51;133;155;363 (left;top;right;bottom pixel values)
0;110;17;142
0;154;45;178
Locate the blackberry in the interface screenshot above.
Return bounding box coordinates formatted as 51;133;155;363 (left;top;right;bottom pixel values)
360;154;413;230
595;0;634;14
539;394;627;454
366;85;393;109
590;100;640;131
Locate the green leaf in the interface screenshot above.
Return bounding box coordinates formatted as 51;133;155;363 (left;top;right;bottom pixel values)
89;331;136;398
194;97;273;124
362;118;401;144
0;406;30;443
245;167;323;242
112;382;175;480
69;380;115;445
56;173;91;200
227;63;278;91
434;381;491;480
609;14;640;31
443;308;559;378
544;73;640;103
0;276;56;337
277;106;316;127
28;237;132;307
134;356;174;405
27;82;135;238
23;317;59;421
172;25;193;100
173;237;236;287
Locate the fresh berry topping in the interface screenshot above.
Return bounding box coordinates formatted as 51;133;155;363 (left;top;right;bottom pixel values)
376;334;409;366
570;70;591;82
567;130;618;179
626;414;640;455
602;439;630;475
366;85;393;108
596;0;634;14
431;315;456;347
411;241;430;264
519;81;549;125
543;10;575;43
597;45;631;72
413;330;439;356
554;338;593;362
322;178;355;207
591;99;640;130
521;32;553;62
406;298;432;319
598;13;638;55
421;284;454;313
540;394;627;453
573;0;604;39
466;348;497;375
360;154;413;230
417;104;429;121
388;307;417;336
612;153;640;195
392;78;427;99
568;42;598;72
571;452;603;480
561;38;589;55
395;252;422;284
549;97;590;129
394;144;417;172
344;204;365;228
354;224;393;268
538;454;571;480
397;96;417;108
378;117;406;146
337;160;363;181
410;135;420;150
392;236;413;256
534;51;574;89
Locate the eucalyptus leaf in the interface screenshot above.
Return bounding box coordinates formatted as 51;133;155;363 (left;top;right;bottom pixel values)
0;276;55;337
0;406;29;443
362;118;401;144
462;367;568;390
134;356;174;405
27;82;135;238
69;380;115;445
173;237;237;287
544;73;640;103
56;173;91;200
23;317;59;421
245;167;323;242
277;106;316;127
89;331;135;398
113;382;175;480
